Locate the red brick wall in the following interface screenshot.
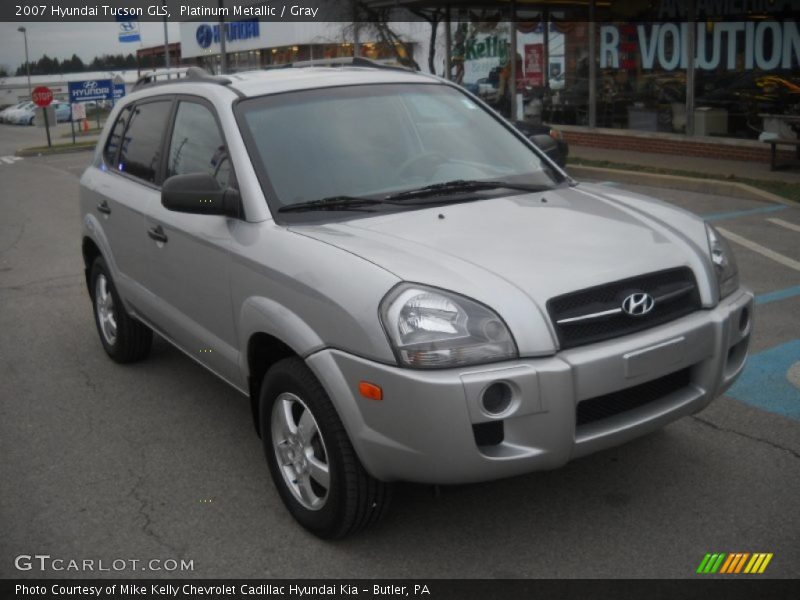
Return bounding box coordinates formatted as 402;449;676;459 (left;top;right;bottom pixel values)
562;130;796;164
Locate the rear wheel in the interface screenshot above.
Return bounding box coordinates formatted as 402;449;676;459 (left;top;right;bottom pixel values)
260;357;391;538
90;257;152;363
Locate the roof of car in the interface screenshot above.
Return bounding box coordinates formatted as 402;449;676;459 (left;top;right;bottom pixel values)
131;63;442;100
229;67;440;97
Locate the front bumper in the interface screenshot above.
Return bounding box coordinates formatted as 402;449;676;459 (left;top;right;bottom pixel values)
306;289;753;484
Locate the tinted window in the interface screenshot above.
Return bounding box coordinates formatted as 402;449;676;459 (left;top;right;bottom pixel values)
118;100;172;184
103;106;131;165
166;102;231;189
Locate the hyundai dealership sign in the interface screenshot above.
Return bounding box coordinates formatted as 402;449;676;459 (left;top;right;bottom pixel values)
195;20;260;49
178;21;357;59
181;18;271;57
68;79;114;103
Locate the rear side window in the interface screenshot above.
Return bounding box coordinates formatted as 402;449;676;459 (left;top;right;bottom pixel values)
118;100;172;184
103;106;131;165
166;101;231;189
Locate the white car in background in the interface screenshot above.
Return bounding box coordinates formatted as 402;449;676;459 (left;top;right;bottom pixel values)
15;102;38;125
0;101;29;124
4;101;36;125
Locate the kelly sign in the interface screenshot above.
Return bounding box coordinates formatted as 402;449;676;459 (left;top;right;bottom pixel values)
69;79;114;103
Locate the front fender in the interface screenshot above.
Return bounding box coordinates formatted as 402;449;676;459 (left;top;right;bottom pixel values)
236;296;326;377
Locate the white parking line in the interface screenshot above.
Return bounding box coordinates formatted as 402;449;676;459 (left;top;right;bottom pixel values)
717;227;800;272
0;156;23;164
767;218;800;234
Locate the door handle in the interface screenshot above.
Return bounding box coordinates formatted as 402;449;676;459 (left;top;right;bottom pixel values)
147;225;168;244
97;200;111;214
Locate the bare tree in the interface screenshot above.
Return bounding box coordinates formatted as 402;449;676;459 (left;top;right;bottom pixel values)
345;2;421;71
408;7;444;75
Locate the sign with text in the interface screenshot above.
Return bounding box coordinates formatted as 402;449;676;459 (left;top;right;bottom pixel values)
524;44;544;87
600;21;800;71
71;103;86;121
68;79;114;103
32;86;53;107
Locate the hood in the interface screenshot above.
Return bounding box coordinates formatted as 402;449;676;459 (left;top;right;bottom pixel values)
290;182;715;355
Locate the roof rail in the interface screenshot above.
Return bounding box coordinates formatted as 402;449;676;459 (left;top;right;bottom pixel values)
132;67;232;91
265;57;415;72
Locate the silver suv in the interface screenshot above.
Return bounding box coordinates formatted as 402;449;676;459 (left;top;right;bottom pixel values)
80;63;753;538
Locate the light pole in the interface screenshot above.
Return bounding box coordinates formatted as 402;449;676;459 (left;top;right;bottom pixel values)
17;26;32;100
162;0;170;77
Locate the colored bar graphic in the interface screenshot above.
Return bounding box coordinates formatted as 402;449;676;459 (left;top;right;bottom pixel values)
734;553;749;573
744;554;761;574
699;552;773;574
719;554;736;573
710;554;726;573
758;554;773;573
697;554;712;573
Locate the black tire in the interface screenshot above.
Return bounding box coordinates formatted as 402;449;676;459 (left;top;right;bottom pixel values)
89;257;152;363
260;357;391;538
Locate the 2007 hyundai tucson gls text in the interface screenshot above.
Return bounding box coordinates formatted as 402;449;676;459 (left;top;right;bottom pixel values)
79;62;753;538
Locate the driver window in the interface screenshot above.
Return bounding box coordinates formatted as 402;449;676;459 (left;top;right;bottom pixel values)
167;101;232;189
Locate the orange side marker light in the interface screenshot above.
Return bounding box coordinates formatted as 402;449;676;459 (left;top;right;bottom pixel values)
359;381;383;401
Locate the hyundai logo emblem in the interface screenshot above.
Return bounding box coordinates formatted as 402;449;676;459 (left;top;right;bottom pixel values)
196;24;213;49
621;292;655;317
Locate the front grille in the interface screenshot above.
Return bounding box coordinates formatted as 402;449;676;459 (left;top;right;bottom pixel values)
547;267;701;350
576;368;692;427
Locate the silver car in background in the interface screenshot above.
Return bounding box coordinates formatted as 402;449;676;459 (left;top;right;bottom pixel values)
79;63;752;538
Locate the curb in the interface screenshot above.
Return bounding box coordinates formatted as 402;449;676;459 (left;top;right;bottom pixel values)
16;143;96;158
567;165;794;207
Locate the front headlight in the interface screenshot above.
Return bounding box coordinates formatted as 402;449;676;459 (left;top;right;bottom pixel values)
379;284;518;369
706;224;739;299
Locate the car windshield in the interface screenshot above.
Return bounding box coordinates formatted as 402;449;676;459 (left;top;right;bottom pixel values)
236;83;562;218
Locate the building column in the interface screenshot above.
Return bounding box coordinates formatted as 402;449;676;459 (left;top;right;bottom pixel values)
685;0;696;136
444;5;452;80
588;0;596;128
510;0;517;120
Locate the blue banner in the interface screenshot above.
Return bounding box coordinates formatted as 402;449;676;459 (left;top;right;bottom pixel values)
69;79;114;103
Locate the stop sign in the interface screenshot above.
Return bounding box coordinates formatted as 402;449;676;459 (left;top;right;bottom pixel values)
32;86;53;107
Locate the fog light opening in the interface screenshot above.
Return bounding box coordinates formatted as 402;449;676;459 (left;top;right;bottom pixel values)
482;382;513;415
738;306;750;334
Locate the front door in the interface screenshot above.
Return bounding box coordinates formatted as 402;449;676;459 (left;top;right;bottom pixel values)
142;98;240;386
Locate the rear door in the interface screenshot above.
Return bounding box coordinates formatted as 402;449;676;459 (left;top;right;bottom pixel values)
142;97;240;385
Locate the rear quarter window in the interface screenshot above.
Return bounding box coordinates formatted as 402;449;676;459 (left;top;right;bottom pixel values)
103;106;131;166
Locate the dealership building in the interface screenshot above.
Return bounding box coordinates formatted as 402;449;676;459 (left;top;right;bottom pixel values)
172;1;798;161
4;0;797;164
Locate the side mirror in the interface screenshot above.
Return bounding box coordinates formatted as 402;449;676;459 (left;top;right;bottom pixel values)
161;173;240;218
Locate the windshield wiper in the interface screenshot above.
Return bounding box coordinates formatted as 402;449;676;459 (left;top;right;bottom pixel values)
278;180;551;213
277;196;382;213
384;179;551;201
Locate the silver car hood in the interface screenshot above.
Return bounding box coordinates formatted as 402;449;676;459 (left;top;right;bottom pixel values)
290;182;715;355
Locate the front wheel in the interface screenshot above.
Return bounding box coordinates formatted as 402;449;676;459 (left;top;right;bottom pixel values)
260;357;391;538
90;257;152;363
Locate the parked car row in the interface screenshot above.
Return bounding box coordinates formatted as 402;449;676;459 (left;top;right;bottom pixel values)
0;100;73;125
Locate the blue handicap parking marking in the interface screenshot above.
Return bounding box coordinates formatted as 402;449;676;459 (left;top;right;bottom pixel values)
725;339;800;421
755;285;800;306
702;205;788;222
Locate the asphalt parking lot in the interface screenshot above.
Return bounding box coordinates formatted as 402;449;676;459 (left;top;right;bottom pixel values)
1;123;798;579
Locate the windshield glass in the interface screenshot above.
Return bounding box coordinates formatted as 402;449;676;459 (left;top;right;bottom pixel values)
236;83;561;217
